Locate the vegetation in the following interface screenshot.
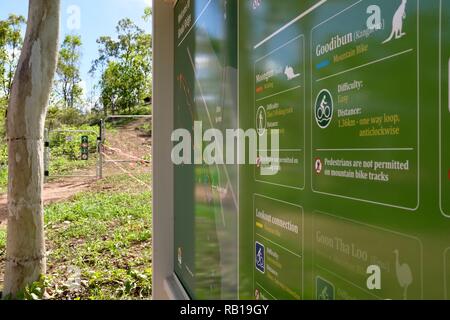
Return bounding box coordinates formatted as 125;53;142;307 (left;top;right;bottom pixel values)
0;14;26;102
53;35;84;109
90;18;152;116
0;7;152;191
0;174;152;300
0;229;5;252
47;124;99;178
1;8;153;126
0;141;6;193
0;15;26;193
0;5;153;298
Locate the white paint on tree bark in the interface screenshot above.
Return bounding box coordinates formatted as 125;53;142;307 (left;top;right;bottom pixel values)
3;0;60;298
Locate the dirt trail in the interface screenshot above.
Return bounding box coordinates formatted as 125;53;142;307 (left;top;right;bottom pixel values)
0;118;152;229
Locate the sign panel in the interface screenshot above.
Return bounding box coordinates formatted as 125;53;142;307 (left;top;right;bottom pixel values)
313;211;422;300
253;194;303;300
311;0;419;210
174;0;238;300
173;0;450;300
441;0;450;217
254;35;305;190
445;248;450;299
238;0;450;300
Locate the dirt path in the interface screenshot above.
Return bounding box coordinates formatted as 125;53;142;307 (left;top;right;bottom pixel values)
0;178;94;228
0;118;152;229
104;118;152;164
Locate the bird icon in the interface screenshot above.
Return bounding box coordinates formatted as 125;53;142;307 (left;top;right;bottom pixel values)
394;249;413;300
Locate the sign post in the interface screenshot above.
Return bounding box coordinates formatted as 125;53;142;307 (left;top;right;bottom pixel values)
44;128;49;182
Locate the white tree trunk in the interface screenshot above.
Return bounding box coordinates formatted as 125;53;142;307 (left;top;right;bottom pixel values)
3;0;60;297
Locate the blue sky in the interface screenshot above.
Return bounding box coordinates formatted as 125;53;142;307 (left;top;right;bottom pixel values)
1;0;152;100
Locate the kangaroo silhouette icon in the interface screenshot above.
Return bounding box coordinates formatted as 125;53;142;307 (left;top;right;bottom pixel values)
284;66;300;80
383;0;407;44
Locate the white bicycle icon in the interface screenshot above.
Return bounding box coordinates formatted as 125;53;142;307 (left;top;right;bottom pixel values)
316;94;332;121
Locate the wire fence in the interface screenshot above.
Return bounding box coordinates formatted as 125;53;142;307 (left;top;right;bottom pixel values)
44;115;152;184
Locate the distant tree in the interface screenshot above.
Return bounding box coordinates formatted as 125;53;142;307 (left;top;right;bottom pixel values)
0;14;26;101
3;0;60;298
143;6;152;22
54;34;83;109
91;15;152;115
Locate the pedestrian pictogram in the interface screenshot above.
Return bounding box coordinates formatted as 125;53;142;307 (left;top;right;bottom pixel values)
256;106;267;136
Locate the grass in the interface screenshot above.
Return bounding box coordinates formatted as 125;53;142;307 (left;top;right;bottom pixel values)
137;122;152;137
0;173;152;300
0;229;5;252
48;156;98;179
47;125;100;179
0;166;7;194
0;125;99;190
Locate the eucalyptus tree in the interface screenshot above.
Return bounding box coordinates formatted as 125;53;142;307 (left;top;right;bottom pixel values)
91;15;152;115
55;34;83;109
3;0;60;298
0;14;26;101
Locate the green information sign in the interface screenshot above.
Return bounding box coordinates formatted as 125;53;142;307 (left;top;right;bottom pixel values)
313;211;422;300
441;0;450;217
254;194;303;300
173;0;450;300
445;248;450;299
174;0;238;300
238;0;449;300
440;0;450;299
254;35;305;190
311;0;419;210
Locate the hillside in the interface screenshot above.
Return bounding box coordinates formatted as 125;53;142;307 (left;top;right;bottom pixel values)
0;119;152;299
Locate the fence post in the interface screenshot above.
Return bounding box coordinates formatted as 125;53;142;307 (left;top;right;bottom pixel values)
98;119;104;179
44;128;49;183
